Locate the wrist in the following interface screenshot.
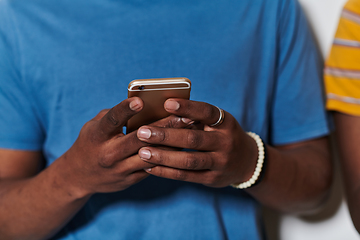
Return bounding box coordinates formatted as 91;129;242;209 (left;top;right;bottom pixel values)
231;132;266;189
48;154;93;200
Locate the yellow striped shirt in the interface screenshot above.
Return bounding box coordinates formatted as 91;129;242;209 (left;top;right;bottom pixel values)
325;0;360;116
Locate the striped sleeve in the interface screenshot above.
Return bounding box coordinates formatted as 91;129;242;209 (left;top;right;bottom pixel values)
325;0;360;116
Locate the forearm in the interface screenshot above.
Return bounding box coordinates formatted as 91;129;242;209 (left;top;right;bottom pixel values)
345;187;360;233
247;137;332;214
339;152;360;233
333;112;360;233
0;158;90;240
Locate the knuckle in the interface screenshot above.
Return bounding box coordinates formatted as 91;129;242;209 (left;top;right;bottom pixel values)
166;116;182;128
81;121;94;134
186;131;202;149
175;169;187;181
99;109;109;114
80;121;102;144
92;109;109;121
97;151;115;168
155;115;181;128
98;157;113;168
155;167;165;177
154;129;167;143
98;109;109;117
185;153;199;169
153;151;165;165
78;123;90;138
105;111;120;127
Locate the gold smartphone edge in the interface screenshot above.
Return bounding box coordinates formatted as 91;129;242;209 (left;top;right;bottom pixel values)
128;77;191;92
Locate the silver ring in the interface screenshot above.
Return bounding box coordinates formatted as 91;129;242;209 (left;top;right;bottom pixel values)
210;106;225;127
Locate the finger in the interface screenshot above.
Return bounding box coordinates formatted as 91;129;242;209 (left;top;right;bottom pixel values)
125;170;149;185
149;115;191;129
144;165;213;185
101;131;149;168
115;153;155;174
164;99;224;127
139;147;215;170
98;97;143;138
107;115;191;164
137;126;223;151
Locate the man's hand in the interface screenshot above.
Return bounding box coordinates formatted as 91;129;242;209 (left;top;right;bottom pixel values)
57;97;189;197
136;98;258;188
136;98;332;214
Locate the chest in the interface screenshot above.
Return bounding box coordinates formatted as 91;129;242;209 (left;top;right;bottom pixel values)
17;1;278;162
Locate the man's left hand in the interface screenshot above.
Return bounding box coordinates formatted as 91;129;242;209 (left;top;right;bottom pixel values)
136;98;258;188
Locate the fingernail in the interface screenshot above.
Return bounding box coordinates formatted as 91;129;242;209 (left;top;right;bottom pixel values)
138;127;151;139
129;99;142;111
139;149;151;160
164;100;180;111
181;118;194;125
144;168;152;172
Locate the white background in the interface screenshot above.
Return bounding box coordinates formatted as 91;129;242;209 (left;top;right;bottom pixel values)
265;0;360;239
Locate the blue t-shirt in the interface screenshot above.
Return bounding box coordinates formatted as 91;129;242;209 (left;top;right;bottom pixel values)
0;0;329;239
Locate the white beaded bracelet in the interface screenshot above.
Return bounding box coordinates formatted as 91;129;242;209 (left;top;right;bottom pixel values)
231;132;265;189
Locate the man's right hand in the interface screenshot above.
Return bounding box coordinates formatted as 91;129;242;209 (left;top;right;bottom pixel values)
56;97;188;197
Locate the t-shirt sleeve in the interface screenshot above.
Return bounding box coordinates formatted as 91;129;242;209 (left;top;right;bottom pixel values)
0;8;45;150
270;0;330;145
324;0;360;117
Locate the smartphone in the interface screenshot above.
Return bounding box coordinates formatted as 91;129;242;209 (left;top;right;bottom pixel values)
126;77;191;133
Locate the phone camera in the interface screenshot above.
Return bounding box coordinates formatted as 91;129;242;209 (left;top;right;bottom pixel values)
138;85;145;90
